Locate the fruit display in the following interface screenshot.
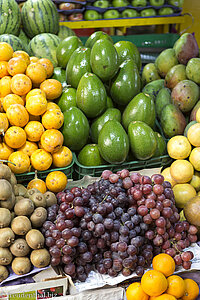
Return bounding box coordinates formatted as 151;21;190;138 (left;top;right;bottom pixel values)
42;169;198;282
0;41;73;176
0;164;60;282
126;253;199;300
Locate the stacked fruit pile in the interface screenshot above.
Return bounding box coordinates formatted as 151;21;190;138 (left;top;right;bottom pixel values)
42;169;197;282
126;253;199;300
0;42;73;175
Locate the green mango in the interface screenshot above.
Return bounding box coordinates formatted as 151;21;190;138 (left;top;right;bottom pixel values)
128;121;157;160
165;64;187;89
66;47;91;88
91;108;121;143
85;31;113;49
78;144;105;166
155;48;178;77
90;39;119;82
142;63;161;86
155;88;171;119
98;120;129;164
122;92;155;131
56;36;83;69
186;58;200;85
62;107;89;151
153;132;167;157
114;40;142;70
160;104;187;138
110;59;141;106
76;72;107;119
51;67;67;87
57;87;77;112
142;79;165;99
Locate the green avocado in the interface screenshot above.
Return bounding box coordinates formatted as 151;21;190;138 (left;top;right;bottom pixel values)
153;132;167;157
51;67;67;87
122;92;155;131
128;121;157;160
57;87;77;112
78;144;105;166
98;120;129;164
62;107;89;151
155;87;171;119
85;31;113;49
91;108;122;143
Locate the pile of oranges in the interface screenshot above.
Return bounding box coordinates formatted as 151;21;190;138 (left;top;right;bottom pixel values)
126;253;199;300
0;42;72;174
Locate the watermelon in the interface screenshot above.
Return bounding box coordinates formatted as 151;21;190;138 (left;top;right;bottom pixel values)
0;34;25;52
28;33;61;67
21;0;59;39
58;26;76;40
0;0;21;36
18;29;30;53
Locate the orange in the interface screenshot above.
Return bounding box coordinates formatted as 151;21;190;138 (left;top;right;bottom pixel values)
0;98;4;112
46;171;67;193
152;253;175;277
170;160;194;184
13;51;30;66
31;149;52;171
52;146;73;168
26;63;47;87
40;129;63;153
18;141;38;157
46;102;61;111
126;282;149;300
41;109;64;129
161;167;177;188
0;76;12;97
30;56;39;64
11;74;32;96
0;142;13;160
8;151;30;174
26;88;46;101
7;57;27;76
6;104;29;127
0;42;13;61
167;136;192;160
166;275;185;298
38;58;54;78
0;113;9;134
187;123;200;147
4;126;26;149
0;61;9;78
189;147;200;171
24;121;45;142
27;174;47;194
141;270;168;297
153;294;177;300
40;79;62;100
26;95;47;116
182;278;199;300
3;94;24;111
173;183;196;209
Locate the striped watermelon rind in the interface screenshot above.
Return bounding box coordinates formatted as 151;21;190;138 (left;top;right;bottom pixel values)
0;34;25;52
0;0;21;36
21;0;59;39
18;29;30;53
58;26;76;40
28;33;61;67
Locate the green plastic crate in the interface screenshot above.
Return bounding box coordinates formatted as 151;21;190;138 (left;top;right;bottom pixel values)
15;152;75;184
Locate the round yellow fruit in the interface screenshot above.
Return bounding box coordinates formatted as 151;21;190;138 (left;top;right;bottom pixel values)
196;107;200;123
189;147;200;171
170;160;194;183
167;135;191;159
187;123;200;146
190;171;200;191
173;183;196;208
161;167;177;187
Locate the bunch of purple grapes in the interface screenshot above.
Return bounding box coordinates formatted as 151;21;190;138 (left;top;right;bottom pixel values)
42;169;198;282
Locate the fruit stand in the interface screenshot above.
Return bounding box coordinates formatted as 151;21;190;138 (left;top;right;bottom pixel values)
0;0;200;299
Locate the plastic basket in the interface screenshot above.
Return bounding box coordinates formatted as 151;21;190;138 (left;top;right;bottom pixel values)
15;153;75;184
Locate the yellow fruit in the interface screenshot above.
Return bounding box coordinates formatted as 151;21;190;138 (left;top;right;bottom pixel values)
152;253;175;277
189;147;200;171
161;167;177;187
8;151;30;174
18;141;38;157
27;172;47;194
24;121;45;142
26;95;47;116
0;142;13;160
26;88;46;101
187;123;200;147
173;183;196;208
195;107;200;123
40;129;63;153
26;63;47;87
182;278;199;300
167;136;192;159
4;126;26;149
170;160;194;183
30;149;52;171
6;104;29;127
3;94;24;111
13;50;30;66
190;171;200;191
153;294;176;300
0;113;9;134
126;282;149;300
141;270;168;297
166;275;185;298
52;146;73;168
0;42;14;61
41;109;64;129
46;102;61;111
46;171;67;193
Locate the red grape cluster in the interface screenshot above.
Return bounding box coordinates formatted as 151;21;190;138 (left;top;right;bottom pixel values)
42;170;197;282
